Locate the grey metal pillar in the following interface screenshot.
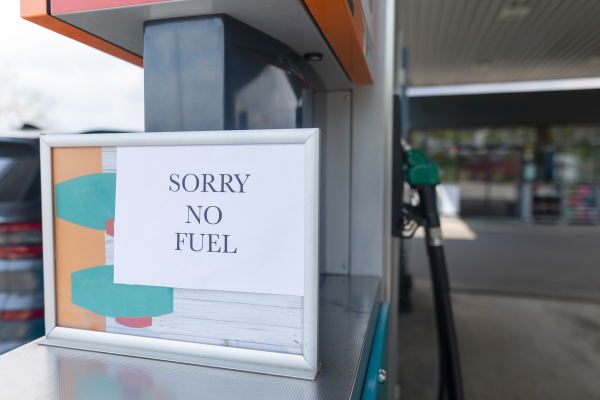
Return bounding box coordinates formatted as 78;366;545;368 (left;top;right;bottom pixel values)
143;15;319;132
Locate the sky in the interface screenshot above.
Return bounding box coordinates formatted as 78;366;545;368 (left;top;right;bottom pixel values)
0;2;144;132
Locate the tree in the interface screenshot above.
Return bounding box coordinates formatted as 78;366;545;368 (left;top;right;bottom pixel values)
0;67;50;131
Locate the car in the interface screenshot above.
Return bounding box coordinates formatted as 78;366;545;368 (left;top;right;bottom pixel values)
0;131;44;354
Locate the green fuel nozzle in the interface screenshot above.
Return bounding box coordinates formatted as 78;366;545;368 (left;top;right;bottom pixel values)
402;139;441;186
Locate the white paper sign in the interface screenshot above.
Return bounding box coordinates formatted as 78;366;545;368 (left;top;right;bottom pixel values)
114;144;305;296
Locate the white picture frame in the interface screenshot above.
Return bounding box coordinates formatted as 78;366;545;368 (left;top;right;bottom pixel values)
38;129;320;380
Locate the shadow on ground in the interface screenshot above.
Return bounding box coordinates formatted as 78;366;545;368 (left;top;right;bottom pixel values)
397;218;600;400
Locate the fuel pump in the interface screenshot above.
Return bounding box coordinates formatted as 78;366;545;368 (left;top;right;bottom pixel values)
11;0;397;398
398;138;465;400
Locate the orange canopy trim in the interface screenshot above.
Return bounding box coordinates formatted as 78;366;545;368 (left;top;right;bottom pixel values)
304;0;374;85
52;0;169;14
20;0;143;67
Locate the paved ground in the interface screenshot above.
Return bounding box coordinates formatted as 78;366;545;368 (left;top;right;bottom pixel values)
410;218;600;301
397;218;600;400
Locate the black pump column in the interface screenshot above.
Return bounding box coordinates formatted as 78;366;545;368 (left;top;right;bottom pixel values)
143;15;318;133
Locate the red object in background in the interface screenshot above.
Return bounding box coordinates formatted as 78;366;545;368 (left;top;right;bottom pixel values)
0;222;43;259
0;222;42;233
0;245;43;259
576;186;591;196
51;0;169;14
1;309;44;321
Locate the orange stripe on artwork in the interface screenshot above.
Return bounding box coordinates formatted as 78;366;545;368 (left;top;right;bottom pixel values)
20;0;143;67
52;147;107;331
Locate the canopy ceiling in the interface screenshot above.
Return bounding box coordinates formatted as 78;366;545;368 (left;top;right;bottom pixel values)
400;0;600;87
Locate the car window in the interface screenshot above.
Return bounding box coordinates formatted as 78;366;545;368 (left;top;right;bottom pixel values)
0;144;39;203
0;158;15;179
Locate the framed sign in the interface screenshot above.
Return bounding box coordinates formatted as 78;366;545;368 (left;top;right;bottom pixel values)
39;129;320;379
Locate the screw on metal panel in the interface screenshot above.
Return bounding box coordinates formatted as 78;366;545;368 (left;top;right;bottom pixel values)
304;53;323;62
378;369;387;384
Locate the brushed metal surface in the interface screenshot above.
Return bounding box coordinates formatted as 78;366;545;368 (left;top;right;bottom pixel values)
315;91;352;276
351;0;395;284
0;275;380;399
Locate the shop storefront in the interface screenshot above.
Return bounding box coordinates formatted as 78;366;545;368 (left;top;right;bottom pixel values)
411;126;600;223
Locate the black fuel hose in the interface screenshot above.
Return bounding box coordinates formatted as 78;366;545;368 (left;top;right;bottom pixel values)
417;185;464;400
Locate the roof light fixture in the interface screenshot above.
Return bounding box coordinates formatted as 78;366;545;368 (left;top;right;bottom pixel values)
498;4;532;21
471;61;493;72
